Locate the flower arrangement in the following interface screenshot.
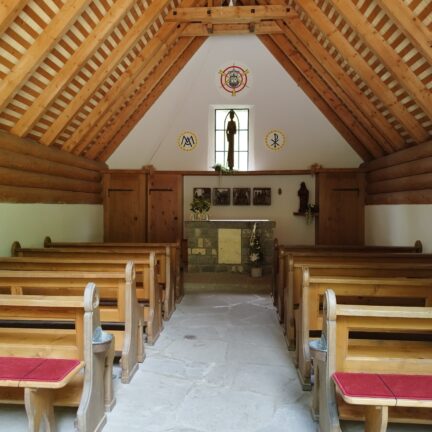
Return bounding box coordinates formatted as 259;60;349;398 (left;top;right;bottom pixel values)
249;223;263;267
190;196;210;220
305;203;318;224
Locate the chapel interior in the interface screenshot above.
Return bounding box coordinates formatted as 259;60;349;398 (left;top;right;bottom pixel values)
0;0;431;431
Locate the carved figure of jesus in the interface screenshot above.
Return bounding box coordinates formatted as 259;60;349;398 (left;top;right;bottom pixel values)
226;110;237;171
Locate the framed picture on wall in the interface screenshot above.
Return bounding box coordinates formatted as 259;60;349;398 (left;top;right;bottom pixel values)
213;188;231;205
233;188;251;205
253;188;271;205
193;187;211;202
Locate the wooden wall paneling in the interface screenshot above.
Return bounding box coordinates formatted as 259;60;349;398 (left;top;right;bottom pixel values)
0;131;106;172
260;35;372;161
10;0;136;138
293;0;429;144
147;173;183;243
40;0;173;147
0;185;101;204
316;171;365;245
366;189;432;205
84;36;195;159
376;0;432;65
0;0;89;113
367;157;432;183
97;37;206;161
330;0;432;120
103;172;147;242
70;30;192;157
0;167;102;194
367;173;432;195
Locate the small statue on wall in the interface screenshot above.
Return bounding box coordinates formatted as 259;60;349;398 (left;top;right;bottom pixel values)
298;182;309;213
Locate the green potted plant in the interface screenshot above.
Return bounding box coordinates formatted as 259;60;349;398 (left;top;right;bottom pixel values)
190;196;211;220
305;203;318;224
249;223;263;277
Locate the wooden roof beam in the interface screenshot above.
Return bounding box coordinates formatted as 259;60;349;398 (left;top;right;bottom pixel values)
97;37;206;161
293;0;429;144
376;0;432;66
84;36;198;159
182;21;282;35
68;29;192;156
263;0;404;152
276;21;388;157
271;33;377;160
165;5;295;23
331;0;432;121
62;0;201;155
259;34;372;161
10;0;136;138
40;0;173;147
0;0;27;35
0;0;89;113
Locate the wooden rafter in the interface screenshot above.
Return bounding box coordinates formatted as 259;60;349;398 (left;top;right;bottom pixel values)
274;19;390;157
166;5;295;23
182;21;282;35
331;0;432;120
62;0;201;155
376;0;432;66
97;37;206;161
0;0;89;113
293;0;429;144
278;16;403;153
260;34;372;161
40;0;173;147
0;0;27;35
272;33;376;160
69;30;192;156
10;0;136;138
85;37;197;159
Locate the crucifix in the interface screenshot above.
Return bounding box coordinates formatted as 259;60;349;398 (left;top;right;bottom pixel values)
226;109;237;171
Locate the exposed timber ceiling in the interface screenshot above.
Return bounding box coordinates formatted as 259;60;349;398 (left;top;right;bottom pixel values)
0;0;431;163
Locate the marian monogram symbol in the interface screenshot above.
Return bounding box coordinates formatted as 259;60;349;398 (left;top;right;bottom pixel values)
177;131;198;151
265;130;285;151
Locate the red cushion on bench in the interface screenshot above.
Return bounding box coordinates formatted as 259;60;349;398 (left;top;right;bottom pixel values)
0;357;44;380
0;357;81;383
380;374;432;401
332;372;394;399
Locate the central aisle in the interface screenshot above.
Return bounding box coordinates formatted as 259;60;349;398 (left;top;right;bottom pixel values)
105;292;315;432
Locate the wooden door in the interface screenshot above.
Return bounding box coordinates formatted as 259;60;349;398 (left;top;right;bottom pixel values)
103;172;146;242
147;173;182;242
316;172;365;245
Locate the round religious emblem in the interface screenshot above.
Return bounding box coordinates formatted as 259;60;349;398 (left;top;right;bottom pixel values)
218;64;250;96
177;131;198;151
265;130;286;151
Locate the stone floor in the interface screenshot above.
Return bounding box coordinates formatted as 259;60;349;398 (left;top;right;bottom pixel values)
0;280;430;431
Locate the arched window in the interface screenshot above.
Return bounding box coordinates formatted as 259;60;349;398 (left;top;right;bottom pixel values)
214;108;249;171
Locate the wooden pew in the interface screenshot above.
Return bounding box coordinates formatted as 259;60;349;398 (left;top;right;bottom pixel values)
313;289;432;432
274;240;423;323
44;236;182;312
10;244;163;344
298;271;432;389
0;282;115;431
282;253;432;350
0;267;143;384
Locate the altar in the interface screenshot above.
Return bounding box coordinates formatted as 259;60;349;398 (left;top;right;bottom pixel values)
185;219;275;274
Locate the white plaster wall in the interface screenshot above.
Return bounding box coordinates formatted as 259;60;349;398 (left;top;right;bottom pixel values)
365;205;432;253
184;175;316;245
0;204;103;257
108;35;362;170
